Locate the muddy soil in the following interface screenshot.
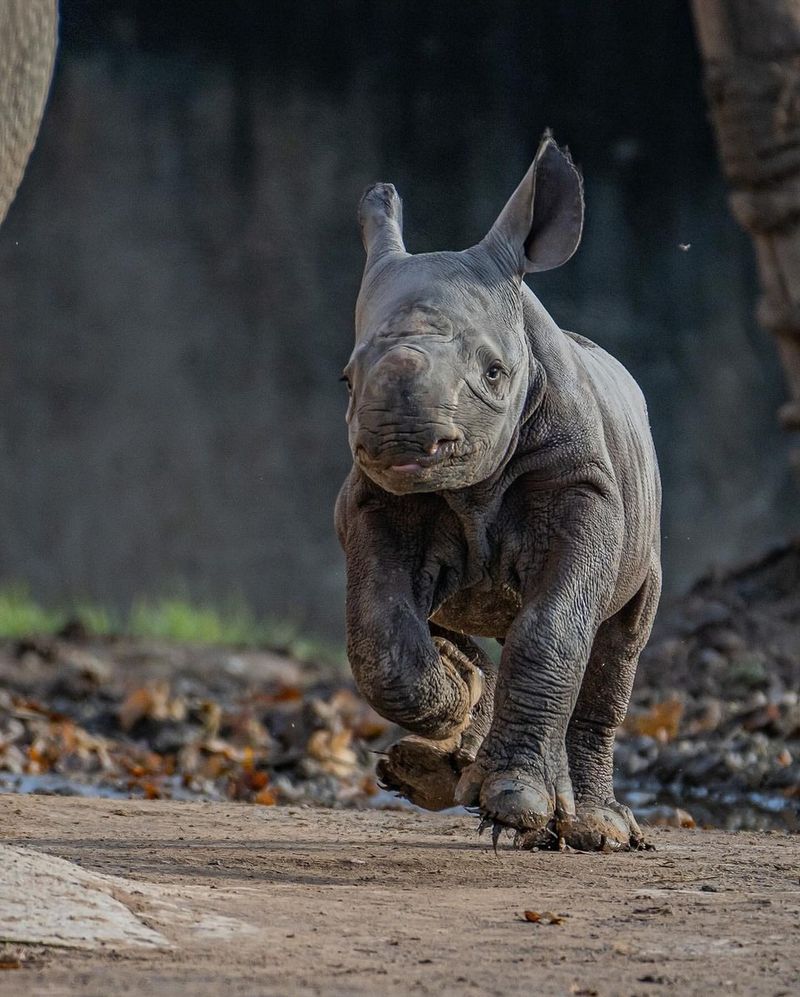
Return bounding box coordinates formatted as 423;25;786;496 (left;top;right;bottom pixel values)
1;796;798;996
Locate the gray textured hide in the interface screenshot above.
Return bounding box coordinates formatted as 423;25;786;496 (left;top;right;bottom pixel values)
337;134;662;851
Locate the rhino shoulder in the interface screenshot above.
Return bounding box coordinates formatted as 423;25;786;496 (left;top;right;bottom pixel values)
562;328;600;350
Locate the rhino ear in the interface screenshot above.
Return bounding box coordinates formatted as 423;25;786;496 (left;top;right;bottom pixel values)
484;132;584;275
358;182;407;272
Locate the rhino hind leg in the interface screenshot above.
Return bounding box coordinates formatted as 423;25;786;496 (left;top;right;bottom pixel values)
457;751;574;850
463;561;661;853
559;561;662;851
376;629;497;810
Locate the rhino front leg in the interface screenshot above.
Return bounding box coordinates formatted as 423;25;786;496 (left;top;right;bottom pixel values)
343;503;484;740
457;602;592;846
376;629;497;810
456;493;622;848
349;604;484;741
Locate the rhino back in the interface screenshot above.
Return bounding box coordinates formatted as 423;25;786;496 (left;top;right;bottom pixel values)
562;327;662;588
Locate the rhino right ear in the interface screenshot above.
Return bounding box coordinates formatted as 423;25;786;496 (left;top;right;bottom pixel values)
483;132;584;276
358;182;407;272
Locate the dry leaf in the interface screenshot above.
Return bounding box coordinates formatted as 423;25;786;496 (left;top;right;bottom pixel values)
307;728;358;777
271;686;303;704
523;910;567;925
645;806;696;829
626;697;683;741
249;770;269;791
118;682;185;731
353;715;389;740
253;787;277;806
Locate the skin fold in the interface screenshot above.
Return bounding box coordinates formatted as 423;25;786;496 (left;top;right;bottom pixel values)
336;134;661;851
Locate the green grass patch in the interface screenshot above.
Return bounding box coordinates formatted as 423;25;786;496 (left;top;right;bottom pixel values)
0;584;65;637
0;585;346;668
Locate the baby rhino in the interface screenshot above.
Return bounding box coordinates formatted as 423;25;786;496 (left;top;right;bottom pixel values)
335;133;661;851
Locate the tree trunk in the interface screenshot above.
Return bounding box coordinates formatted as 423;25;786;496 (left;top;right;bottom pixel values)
0;0;58;226
691;0;800;474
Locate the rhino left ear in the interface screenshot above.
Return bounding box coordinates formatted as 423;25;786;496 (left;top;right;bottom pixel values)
483;132;584;275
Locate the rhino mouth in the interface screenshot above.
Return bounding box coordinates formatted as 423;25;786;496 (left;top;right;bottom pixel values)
355;438;473;488
356;438;462;473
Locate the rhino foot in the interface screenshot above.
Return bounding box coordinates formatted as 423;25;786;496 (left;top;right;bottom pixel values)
376;734;466;811
512;800;651;853
472;770;555;831
456;763;572;850
457;760;649;853
557;801;651;852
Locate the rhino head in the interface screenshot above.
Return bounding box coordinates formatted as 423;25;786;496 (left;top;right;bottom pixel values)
343;133;584;494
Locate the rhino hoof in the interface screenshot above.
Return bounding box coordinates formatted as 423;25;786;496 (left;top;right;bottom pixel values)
477;771;554;832
557;802;651;852
375;735;462;811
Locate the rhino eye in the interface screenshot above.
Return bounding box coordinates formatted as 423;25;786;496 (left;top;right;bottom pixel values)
484;361;504;384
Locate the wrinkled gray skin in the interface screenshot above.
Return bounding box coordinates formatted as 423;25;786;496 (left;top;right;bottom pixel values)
335;134;661;851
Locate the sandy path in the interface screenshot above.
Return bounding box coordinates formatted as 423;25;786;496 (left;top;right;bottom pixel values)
0;795;798;996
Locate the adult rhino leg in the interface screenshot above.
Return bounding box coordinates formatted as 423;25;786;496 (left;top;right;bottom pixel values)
560;561;661;851
376;628;497;810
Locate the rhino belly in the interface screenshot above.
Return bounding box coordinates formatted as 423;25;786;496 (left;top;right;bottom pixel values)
431;584;522;638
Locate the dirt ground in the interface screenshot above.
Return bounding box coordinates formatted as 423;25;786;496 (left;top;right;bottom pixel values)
1;796;798;996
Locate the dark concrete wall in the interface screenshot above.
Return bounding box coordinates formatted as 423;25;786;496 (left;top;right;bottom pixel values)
0;1;794;636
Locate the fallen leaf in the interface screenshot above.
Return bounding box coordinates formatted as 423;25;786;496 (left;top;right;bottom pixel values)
352;714;389;740
626;697;683;741
645;806;696;829
523;910;567;925
253;787;278;806
271;686;303;704
307;728;358;777
118;682;185;731
360;775;378;796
